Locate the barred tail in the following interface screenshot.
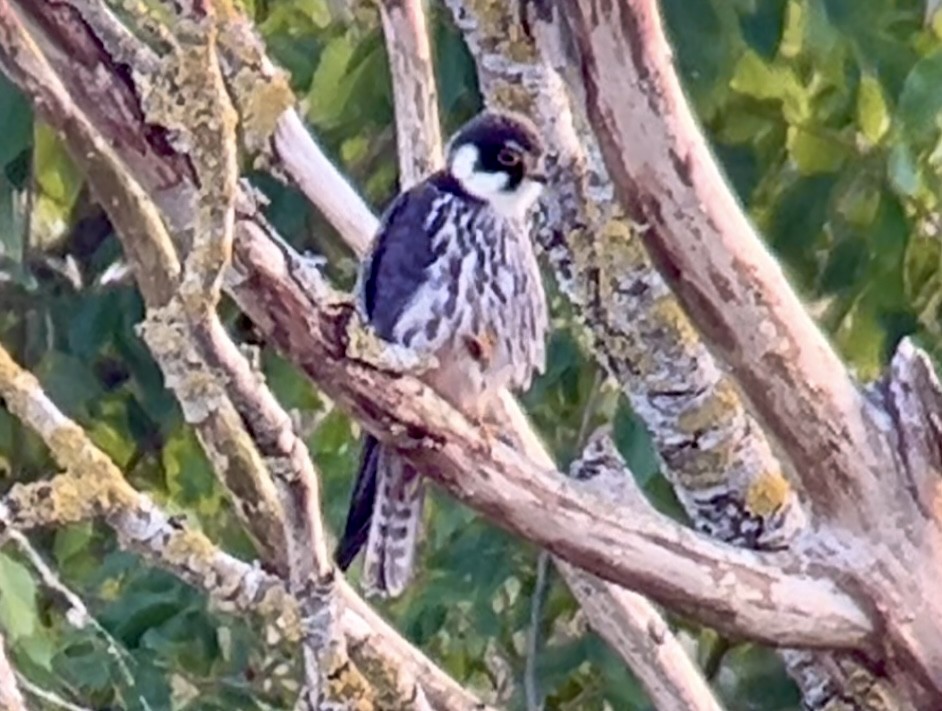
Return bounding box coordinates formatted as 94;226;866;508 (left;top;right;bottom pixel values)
334;435;425;597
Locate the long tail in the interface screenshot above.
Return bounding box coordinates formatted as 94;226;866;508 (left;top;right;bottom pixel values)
334;435;425;597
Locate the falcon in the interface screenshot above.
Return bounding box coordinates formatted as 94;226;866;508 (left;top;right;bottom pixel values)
334;109;549;596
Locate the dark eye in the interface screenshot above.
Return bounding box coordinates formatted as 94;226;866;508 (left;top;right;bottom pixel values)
497;148;522;167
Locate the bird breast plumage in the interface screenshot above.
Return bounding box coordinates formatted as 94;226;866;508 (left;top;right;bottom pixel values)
390;195;547;408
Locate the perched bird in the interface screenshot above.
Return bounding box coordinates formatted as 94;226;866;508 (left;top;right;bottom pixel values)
334;109;550;596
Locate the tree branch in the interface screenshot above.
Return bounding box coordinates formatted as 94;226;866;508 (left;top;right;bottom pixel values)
0;632;25;711
554;0;894;523
229;222;874;650
375;0;443;187
0;4;500;708
2;0;290;571
443;0;806;551
0;340;490;710
562;432;724;711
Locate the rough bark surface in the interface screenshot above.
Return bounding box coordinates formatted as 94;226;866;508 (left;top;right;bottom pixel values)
558;0;942;706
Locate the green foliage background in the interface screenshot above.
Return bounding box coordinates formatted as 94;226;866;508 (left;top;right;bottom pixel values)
1;0;940;708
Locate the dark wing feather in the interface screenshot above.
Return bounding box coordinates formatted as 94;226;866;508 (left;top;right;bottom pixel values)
335;434;380;570
338;179;451;572
359;181;448;340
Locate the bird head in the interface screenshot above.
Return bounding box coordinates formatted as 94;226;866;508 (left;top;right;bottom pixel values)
446;110;546;218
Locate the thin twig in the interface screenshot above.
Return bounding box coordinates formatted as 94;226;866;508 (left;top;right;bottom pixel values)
3;530;144;704
524;551;549;711
16;675;91;711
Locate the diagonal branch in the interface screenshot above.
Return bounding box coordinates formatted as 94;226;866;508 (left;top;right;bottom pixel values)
0;340;491;711
563;432;724;711
554;0;893;523
229;221;874;650
444;0;805;551
0;4;495;709
1;0;290;570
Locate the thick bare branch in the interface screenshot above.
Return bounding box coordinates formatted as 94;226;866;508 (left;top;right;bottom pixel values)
272;111;377;256
553;0;894;524
563;433;724;711
526;1;942;705
444;0;805;550
228;223;874;650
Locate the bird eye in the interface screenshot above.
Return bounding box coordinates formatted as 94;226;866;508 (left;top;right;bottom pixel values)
497;148;522;167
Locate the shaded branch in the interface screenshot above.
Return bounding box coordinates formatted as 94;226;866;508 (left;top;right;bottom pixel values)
0;343;303;649
0;340;491;711
4;0;289;570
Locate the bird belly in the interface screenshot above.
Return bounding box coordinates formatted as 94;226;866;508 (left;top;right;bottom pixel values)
389;214;546;411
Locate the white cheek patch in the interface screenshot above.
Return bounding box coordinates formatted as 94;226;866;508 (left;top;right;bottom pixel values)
450;144;543;218
452;144;510;200
450;144;479;183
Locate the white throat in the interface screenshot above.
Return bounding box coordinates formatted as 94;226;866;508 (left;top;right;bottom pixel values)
449;144;543;219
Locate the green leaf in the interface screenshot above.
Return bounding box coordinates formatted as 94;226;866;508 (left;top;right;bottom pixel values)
857;73;890;144
0;552;38;643
897;50;942;147
306;34;356;128
34;351;103;417
161;428;221;511
54;523;96;567
31;122;84;248
730;50;808;122
787;127;846;174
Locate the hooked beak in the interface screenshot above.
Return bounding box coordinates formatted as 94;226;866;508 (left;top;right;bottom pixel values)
526;155;548;184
